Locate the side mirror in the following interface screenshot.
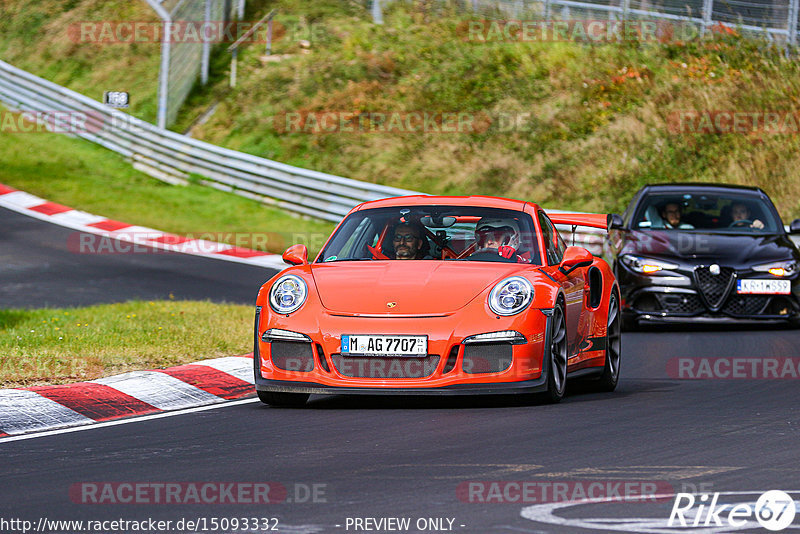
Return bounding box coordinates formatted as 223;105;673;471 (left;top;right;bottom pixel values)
608;213;625;230
559;246;594;275
282;244;308;266
790;219;800;234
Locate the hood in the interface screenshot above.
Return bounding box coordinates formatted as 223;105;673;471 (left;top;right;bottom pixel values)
623;230;797;264
310;261;526;314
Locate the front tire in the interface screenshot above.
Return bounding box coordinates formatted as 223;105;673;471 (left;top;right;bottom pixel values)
540;301;568;403
596;291;621;391
257;390;309;407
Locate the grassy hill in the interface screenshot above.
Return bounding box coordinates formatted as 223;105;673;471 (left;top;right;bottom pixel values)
2;0;800;219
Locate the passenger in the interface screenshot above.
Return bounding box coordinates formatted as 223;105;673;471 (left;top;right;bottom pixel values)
730;202;765;229
473;218;521;261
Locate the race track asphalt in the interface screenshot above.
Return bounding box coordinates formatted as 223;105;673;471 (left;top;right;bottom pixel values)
0;207;278;307
2;205;799;533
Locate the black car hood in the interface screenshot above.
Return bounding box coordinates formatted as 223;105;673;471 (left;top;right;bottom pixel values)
621;230;797;264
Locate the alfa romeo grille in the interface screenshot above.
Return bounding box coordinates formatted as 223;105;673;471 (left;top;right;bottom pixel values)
694;266;735;309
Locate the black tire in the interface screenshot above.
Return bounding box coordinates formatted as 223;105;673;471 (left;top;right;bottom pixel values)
540;301;568;404
257;390;309;407
596;291;621;392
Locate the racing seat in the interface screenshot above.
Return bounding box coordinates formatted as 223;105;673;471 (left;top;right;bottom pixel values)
643;205;664;228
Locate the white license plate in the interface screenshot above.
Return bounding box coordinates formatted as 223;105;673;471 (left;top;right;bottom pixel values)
340;335;427;357
737;279;791;294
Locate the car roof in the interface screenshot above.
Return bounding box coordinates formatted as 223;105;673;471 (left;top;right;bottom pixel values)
639;183;768;197
354;195;538;211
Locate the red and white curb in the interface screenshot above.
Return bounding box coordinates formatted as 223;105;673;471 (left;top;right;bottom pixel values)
0;183;287;270
0;355;256;438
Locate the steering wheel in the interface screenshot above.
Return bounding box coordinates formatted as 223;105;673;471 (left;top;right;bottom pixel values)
466;248;517;263
729;219;753;228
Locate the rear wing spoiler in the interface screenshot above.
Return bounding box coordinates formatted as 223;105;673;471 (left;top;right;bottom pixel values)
546;212;610;231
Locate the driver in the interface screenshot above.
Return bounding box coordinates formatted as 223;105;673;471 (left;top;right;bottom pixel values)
731;202;765;229
474;218;521;260
391;222;428;260
660;202;694;229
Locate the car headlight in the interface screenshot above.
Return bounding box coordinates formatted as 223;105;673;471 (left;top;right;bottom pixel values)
269;275;308;314
753;260;798;277
488;276;533;316
621;254;679;274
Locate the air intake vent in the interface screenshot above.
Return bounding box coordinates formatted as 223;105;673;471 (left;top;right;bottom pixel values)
271;342;314;372
462;343;513;374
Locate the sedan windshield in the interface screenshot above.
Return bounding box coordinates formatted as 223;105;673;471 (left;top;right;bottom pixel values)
633;192;781;233
317;206;541;264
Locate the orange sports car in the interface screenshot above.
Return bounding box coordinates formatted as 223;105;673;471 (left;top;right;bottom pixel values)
254;196;621;406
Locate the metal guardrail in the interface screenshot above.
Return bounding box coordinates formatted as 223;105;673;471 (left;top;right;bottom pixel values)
0;59;420;223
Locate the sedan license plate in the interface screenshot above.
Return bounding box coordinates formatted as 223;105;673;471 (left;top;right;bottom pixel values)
340;335;427;357
737;279;791;295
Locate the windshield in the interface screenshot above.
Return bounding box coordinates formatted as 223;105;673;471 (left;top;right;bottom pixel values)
633;192;781;233
317;206;541;265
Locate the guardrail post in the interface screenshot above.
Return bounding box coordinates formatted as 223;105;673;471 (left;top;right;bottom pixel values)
701;0;713;36
201;0;212;85
622;0;630;19
789;0;799;46
144;0;171;130
372;0;384;24
230;49;238;88
266;17;273;55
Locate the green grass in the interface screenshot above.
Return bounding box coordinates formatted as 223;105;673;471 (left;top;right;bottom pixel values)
0;108;335;256
0;300;253;388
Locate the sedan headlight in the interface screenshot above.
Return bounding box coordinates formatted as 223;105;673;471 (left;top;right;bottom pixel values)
621;254;679;275
488;276;533;316
753;260;798;277
269;275;308;314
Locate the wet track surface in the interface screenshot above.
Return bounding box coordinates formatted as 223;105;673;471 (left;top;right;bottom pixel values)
2;206;800;533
